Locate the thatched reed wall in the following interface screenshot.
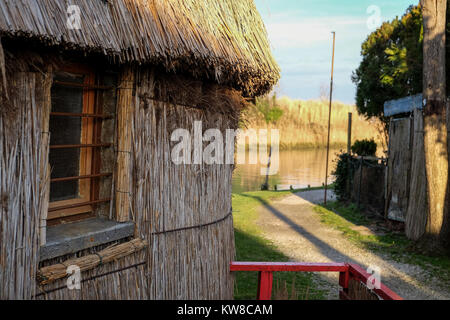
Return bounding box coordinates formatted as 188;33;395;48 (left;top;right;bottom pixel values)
1;41;239;299
0;44;51;299
132;69;239;299
0;0;279;96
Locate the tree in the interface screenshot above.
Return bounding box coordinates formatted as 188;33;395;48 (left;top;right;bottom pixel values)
421;0;450;251
352;6;424;129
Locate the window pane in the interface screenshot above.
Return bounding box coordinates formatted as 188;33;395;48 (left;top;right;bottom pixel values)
49;72;85;202
49;149;81;202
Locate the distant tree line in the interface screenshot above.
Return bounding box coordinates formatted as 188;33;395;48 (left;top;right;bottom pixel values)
352;3;450;128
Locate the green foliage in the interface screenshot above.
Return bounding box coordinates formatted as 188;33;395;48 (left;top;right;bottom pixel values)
332;153;357;201
351;139;377;156
255;95;284;124
314;202;450;284
232;191;326;300
352;5;424;127
333;139;377;200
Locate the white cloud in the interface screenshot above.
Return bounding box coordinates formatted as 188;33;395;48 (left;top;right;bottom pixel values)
266;17;367;50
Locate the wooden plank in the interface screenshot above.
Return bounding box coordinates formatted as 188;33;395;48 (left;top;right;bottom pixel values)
48;198;111;212
49;143;112;149
115;67;134;222
47;205;93;220
405;109;428;239
384;94;423;116
51;172;112;183
386;117;411;222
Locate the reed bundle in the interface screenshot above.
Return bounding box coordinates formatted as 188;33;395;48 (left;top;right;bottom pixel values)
37;238;147;285
0;63;49;299
115;67;134;222
36;240;148;300
0;0;279;96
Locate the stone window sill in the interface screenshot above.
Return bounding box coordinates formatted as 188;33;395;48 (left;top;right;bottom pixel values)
40;217;135;261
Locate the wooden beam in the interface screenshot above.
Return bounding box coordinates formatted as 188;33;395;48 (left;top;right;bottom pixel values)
383;94;423;117
39;67;53;246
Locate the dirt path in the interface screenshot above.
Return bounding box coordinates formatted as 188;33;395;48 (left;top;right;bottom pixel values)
256;190;450;300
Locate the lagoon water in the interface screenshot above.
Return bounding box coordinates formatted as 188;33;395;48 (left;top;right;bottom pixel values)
232;148;341;193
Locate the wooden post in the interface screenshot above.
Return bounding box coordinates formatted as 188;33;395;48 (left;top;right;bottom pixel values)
261;146;272;190
39;68;52;246
358;156;363;208
347;113;352;197
115;67;134;222
347;113;352;154
405;109;428;240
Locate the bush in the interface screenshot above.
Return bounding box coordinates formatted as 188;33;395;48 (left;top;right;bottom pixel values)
255;96;284;124
351;139;377;156
333;153;357;201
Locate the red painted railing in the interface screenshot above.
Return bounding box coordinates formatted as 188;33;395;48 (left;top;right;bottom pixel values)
230;262;403;300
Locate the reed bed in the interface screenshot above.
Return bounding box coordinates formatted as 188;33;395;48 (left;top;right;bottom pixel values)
0;0;279;96
242;97;386;151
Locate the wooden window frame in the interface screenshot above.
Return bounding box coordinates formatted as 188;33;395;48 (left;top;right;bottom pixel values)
47;65;108;223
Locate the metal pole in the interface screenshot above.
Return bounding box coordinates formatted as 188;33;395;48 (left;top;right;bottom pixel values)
346;113;352;197
324;31;336;205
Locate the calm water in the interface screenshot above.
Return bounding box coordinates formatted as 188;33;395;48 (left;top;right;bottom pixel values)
232;148;340;193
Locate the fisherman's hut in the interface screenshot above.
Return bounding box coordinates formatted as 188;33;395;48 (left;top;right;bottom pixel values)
0;0;279;299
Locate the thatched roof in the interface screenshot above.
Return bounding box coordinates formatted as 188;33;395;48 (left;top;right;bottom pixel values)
0;0;280;96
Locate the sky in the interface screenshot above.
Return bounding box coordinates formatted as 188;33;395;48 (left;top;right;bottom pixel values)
254;0;418;104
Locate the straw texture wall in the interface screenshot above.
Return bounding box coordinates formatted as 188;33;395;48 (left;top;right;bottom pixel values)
1;40;239;298
131;69;239;299
37;69;239;299
0;44;51;299
36;239;148;300
0;0;280;96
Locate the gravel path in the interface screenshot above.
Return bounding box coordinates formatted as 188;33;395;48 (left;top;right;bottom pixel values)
256;190;450;300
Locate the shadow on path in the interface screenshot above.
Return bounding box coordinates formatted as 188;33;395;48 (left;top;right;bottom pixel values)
239;192;444;299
